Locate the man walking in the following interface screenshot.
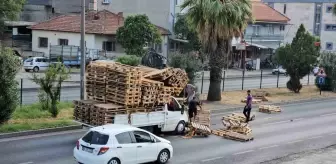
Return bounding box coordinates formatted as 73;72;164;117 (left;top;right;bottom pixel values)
243;90;253;123
188;97;201;122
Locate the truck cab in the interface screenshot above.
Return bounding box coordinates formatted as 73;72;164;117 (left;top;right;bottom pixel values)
161;97;189;134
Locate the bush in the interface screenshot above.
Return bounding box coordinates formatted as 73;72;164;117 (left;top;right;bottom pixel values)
286;78;302;93
0;47;20;124
169;52;202;84
38;90;51;111
116;55;141;66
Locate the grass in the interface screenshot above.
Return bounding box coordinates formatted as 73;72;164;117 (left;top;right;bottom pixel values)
0;102;78;133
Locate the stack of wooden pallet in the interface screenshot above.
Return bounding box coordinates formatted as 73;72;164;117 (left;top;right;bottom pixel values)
106;63;142;107
85;64;95;100
73;100;99;124
94;63;108;103
90;103;126;125
259;105;281;113
252;91;268;101
195;109;211;127
141;78;164;106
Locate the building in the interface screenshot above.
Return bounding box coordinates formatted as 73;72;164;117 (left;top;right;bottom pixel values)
262;0;336;52
28;10;171;58
96;0;176;34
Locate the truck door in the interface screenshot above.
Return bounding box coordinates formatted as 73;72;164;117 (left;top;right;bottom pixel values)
163;98;184;132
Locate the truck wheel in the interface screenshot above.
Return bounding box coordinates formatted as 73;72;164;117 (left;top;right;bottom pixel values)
174;121;185;135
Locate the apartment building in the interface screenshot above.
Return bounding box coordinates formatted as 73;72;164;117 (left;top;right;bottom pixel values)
263;0;336;52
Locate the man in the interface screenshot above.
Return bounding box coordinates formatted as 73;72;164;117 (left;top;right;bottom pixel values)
185;84;196;103
188;97;201;122
243;90;253;123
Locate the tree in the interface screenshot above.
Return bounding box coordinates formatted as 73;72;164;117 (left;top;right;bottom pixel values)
116;15;162;57
0;0;26;33
169;52;202;84
181;0;253;101
174;15;201;53
316;51;336;91
31;63;70;117
0;47;20;124
275;24;319;93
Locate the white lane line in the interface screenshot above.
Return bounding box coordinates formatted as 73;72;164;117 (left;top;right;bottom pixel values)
329;132;336;135
320;113;336;117
307;136;323;140
264;120;289;125
264;117;273;120
18;162;34;164
287;140;303;144
201;156;223;162
233;149;254;155
259;145;279;150
293;118;304;121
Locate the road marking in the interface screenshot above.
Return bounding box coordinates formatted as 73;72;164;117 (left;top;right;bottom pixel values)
18;162;33;164
264;117;273;120
201;156;223;162
320;113;336;117
264;120;288;125
233;149;254;155
287;140;303;144
259;145;279;150
329;132;336;135
293;118;304;121
307;136;323;140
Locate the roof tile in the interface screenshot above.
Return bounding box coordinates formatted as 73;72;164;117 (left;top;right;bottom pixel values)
252;2;290;22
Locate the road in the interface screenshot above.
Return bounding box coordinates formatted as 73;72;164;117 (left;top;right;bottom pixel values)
1;99;336;164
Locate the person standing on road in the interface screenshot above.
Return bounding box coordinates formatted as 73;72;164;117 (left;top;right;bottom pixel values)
243;90;253;123
188;97;202;122
185;84;196;103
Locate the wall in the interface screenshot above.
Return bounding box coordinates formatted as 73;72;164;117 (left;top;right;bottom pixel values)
20;5;52;22
320;3;336;52
97;0;173;32
95;35;125;57
32;30;95;56
51;0;90;14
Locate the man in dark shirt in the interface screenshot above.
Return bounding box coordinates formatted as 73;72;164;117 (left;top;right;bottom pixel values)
188;97;202;122
243;90;253;123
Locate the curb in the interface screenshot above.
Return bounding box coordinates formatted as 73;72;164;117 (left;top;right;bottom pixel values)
209;97;336;114
0;125;83;139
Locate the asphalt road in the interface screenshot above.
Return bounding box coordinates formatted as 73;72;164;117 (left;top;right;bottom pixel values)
20;75;315;104
1;99;336;164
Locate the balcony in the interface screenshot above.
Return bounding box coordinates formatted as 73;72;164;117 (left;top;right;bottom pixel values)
244;34;284;41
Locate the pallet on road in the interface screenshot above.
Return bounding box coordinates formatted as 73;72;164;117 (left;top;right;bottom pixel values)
212;129;254;142
259;105;281;113
241;99;262;104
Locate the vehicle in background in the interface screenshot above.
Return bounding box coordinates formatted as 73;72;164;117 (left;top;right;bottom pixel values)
272;66;287;76
77;96;188;135
23;57;49;72
74;124;173;164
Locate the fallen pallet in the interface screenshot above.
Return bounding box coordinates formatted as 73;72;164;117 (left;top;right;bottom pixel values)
259;105;281;113
182;122;211;139
211;129;254;142
241;99;262;104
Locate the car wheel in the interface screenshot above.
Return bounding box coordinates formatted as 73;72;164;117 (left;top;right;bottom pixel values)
108;158;120;164
33;66;39;72
175;121;185;135
157;149;170;164
25;69;30;72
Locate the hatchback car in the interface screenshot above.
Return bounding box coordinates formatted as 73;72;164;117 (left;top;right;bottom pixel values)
74;124;173;164
272;66;287;75
23;57;49;72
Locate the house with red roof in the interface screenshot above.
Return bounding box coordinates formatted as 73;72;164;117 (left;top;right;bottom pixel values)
28;10;171;58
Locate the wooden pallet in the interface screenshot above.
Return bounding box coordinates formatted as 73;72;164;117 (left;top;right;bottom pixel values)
259;105;281;113
212;129;254;142
241;99;262;104
143;68;173;81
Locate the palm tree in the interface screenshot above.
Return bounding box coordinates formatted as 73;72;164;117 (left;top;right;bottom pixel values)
181;0;253;101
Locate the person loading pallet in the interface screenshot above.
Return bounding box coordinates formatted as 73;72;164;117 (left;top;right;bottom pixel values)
188;97;202;122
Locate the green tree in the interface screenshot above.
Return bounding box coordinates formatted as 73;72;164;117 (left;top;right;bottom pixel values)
116;55;141;66
174;15;201;53
169;52;202;84
316;51;336;91
31;63;70;117
0;0;26;32
116;15;162;57
181;0;253;101
0;47;20;124
275;24;319;93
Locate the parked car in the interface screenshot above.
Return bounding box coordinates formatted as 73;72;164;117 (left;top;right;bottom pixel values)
272;66;287;75
23;57;50;72
74;124;173;164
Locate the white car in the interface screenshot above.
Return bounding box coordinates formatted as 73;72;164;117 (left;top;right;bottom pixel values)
272;66;287;75
23;57;50;72
74;124;173;164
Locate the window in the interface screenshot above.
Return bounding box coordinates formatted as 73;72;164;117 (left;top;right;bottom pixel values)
325;24;336;31
133;131;152;143
267;25;274;35
314;3;322;36
102;41;116;52
152;43;162;53
326;6;333;13
280;25;285;31
115;132;133;144
252;25;260;35
38;37;48;48
35;58;42;62
102;0;110;4
82;131;109;145
326;42;333;50
58;39;68;46
283;4;287;14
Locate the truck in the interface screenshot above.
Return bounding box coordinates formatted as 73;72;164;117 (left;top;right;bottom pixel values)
77;96;189;134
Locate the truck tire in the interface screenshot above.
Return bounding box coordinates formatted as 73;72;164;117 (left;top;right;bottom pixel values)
174;121;185;135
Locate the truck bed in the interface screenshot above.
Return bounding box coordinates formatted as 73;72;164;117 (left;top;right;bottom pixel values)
114;111;166;127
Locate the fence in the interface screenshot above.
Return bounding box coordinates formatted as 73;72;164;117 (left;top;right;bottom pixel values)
17;70;317;105
195;70;316;94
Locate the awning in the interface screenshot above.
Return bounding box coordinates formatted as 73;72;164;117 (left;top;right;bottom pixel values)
245;42;269;49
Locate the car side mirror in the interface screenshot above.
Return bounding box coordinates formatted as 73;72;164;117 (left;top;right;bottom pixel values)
181;105;185;115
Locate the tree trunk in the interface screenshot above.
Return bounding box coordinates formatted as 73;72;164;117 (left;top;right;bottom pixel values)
50;96;58;118
207;65;222;101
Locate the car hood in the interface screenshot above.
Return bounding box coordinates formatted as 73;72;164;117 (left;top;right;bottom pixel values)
157;136;171;144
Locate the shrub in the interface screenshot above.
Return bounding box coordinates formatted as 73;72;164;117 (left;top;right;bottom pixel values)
116;55;141;66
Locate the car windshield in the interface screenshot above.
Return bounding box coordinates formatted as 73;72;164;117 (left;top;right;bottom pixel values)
82;131;109;145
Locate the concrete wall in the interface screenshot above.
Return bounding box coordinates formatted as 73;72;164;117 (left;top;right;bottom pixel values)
320;3;336;52
97;0;174;33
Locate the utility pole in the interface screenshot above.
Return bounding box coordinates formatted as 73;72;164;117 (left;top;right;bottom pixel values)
80;0;86;100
